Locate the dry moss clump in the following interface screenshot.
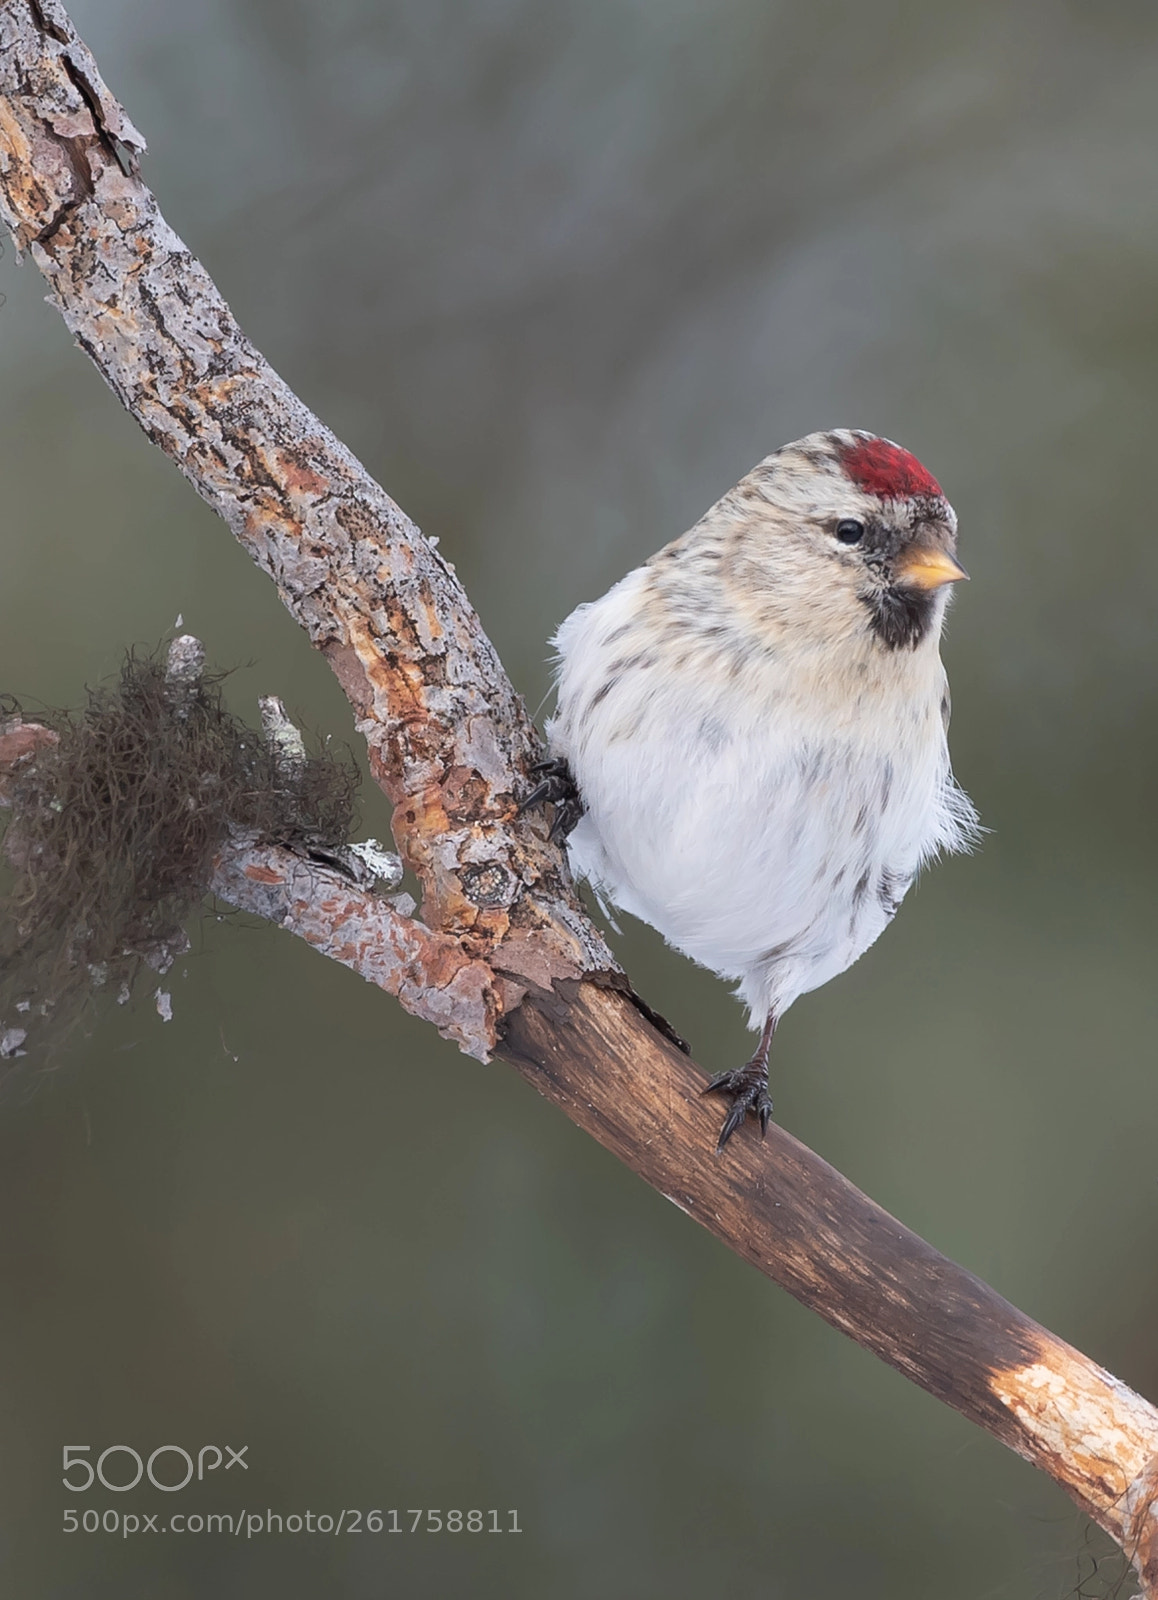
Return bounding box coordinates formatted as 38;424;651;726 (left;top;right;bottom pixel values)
0;647;359;1063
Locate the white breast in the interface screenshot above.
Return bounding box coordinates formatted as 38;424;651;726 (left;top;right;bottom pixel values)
547;566;976;1027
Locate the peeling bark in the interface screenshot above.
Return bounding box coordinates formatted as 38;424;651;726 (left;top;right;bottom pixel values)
0;0;615;1063
0;717;58;801
210;837;506;1059
3;4;1158;1589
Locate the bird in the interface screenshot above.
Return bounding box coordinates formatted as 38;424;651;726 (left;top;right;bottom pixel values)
525;429;978;1153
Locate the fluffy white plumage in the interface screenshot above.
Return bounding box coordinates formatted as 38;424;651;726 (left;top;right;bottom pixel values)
545;430;978;1039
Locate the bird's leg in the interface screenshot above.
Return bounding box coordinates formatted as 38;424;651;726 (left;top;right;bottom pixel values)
518;756;585;842
702;1012;777;1154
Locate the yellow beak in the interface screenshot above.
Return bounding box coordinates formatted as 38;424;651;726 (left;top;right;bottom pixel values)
895;548;969;590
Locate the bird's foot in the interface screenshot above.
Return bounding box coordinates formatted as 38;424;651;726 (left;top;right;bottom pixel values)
518;757;585;842
702;1057;773;1154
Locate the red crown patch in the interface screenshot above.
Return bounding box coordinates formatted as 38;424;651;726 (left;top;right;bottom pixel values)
837;437;942;500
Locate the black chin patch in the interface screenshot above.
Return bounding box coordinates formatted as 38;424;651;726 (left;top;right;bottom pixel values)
865;584;938;650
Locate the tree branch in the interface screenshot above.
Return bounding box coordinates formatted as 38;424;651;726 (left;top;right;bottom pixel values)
0;0;615;1063
2;1;1156;1587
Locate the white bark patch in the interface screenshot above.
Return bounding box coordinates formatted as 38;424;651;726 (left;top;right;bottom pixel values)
992;1355;1158;1540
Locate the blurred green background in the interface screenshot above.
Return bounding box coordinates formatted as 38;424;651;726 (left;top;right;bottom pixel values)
3;0;1158;1595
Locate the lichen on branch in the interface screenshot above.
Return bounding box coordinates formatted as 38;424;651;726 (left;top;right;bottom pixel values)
0;645;359;1059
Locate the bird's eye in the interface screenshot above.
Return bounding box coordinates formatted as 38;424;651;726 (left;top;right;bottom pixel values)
835;518;865;545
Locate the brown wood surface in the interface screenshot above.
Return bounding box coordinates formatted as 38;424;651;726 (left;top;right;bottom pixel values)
503;982;1158;1577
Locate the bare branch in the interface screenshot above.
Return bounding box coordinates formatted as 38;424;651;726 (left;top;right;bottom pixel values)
0;0;615;1063
210;836;500;1058
3;3;1157;1588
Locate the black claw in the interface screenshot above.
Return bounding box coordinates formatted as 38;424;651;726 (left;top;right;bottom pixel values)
518;757;585;841
520;778;555;810
703;1059;774;1154
549;800;584;842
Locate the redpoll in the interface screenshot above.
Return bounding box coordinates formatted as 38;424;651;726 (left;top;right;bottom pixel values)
529;430;977;1152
